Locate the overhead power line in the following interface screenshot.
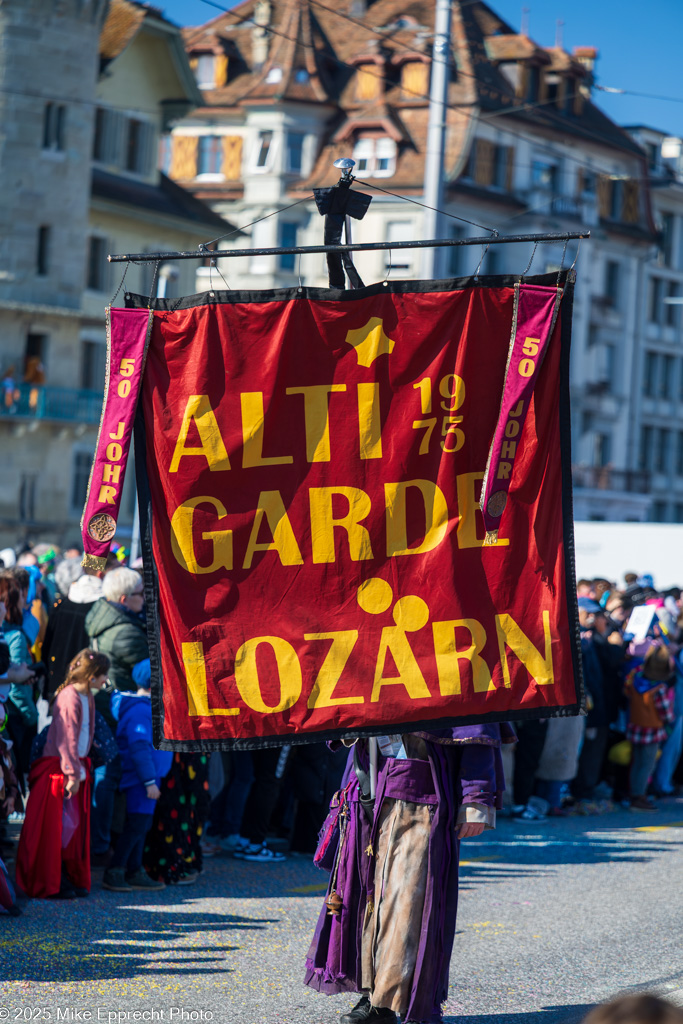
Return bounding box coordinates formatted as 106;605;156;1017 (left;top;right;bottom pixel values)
195;0;652;185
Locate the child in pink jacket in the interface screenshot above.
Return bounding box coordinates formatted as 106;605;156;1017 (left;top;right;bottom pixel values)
16;649;109;898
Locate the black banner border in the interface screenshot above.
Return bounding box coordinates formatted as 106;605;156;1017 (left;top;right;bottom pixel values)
131;273;584;752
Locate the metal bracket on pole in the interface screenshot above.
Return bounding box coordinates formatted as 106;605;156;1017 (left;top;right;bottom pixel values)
312;159;372;288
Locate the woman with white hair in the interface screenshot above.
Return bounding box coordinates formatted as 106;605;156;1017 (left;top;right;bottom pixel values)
85;568;147;696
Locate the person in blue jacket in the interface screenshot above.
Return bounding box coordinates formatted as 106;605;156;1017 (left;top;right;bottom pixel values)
102;662;172;892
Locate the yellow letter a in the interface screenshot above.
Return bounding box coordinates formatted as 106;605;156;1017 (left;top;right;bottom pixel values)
170;395;231;473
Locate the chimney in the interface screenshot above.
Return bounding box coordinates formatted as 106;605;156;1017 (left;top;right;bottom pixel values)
252;0;271;68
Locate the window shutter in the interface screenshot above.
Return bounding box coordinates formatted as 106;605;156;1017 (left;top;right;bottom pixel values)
221;135;243;180
474;139;495;186
139;122;156;175
505;147;514;191
597;175;612;219
622;179;639;223
402;61;428;98
215;54;229;87
169;135;198;179
356;65;381;101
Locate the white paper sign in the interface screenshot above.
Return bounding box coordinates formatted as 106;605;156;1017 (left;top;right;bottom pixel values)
625;605;657;642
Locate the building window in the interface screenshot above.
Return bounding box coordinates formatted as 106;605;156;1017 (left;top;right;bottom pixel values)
24;333;47;380
532;159;558;192
644;352;658;397
639;425;653;470
278;222;298;271
352;137;397;178
286;133;305;174
648;277;665;324
651;500;668;522
385;221;413;272
19;474;37;523
661;355;675;400
125;119;154;175
492;145;511;189
655;428;670;473
43;102;65;151
604;261;620;307
158;135;172;174
195;55;216;89
609;180;623;220
87;237;108;292
594;432;611;467
36;226;50;277
674;502;683;523
375;138;397;177
676;431;683;476
660;213;674;266
197;135;223;175
665;281;679;327
81;340;106;391
254;130;274;170
71;451;93;512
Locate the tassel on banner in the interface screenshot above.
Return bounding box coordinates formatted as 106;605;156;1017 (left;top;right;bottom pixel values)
479;284;563;540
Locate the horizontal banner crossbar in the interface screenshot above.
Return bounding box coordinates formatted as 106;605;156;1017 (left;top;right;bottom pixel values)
108;231;590;264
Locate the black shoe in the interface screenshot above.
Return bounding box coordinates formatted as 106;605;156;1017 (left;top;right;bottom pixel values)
72;887;89;897
340;996;397;1024
48;887;77;900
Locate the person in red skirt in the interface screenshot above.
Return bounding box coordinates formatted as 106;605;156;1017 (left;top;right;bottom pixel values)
16;649;109;899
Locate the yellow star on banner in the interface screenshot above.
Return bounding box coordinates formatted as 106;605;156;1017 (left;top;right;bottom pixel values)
345;317;395;367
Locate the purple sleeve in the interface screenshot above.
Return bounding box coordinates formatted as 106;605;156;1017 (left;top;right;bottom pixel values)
458;743;503;809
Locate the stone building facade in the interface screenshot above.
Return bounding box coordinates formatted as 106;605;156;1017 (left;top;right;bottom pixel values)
0;0;233;548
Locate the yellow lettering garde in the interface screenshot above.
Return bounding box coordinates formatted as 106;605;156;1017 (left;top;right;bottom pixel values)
170;496;233;574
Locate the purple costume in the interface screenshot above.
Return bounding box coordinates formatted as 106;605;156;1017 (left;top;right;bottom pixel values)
304;724;512;1023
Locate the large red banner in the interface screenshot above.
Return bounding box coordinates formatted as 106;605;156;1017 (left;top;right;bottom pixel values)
125;273;582;749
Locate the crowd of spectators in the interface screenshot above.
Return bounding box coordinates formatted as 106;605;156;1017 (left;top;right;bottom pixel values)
0;542;681;914
510;573;683;820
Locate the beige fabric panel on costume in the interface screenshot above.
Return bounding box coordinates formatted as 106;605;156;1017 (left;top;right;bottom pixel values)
361;799;434;1015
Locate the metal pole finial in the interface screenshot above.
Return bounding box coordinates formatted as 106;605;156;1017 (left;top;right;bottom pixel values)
333;157;355;181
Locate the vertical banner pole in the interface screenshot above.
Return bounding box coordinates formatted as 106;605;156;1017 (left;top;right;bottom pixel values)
369;737;378;800
421;0;453;280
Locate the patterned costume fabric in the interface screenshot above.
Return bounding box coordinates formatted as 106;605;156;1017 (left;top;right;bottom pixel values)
144;752;210;883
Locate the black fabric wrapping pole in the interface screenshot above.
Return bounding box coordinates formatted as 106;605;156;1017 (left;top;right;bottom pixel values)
313;181;372;289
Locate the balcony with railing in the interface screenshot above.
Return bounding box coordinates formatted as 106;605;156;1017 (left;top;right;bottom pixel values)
0;384;102;423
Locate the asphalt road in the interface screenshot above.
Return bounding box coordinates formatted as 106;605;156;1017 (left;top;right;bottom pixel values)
1;800;682;1024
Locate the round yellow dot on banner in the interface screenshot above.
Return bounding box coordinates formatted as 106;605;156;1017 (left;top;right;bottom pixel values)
357;578;393;614
393;595;429;631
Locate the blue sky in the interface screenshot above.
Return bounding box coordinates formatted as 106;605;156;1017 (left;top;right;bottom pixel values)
161;0;683;138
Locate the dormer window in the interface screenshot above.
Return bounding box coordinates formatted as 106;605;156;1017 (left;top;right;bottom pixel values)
195;54;216;89
266;66;283;84
295;68;309;83
352;136;396;178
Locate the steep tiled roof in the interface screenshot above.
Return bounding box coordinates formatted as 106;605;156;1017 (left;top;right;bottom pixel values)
180;0;646;192
99;0;147;62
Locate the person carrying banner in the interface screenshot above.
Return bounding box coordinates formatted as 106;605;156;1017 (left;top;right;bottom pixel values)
305;723;512;1024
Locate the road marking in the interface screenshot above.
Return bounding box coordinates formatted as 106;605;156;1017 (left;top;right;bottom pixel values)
460;855;502;865
633;821;683;832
